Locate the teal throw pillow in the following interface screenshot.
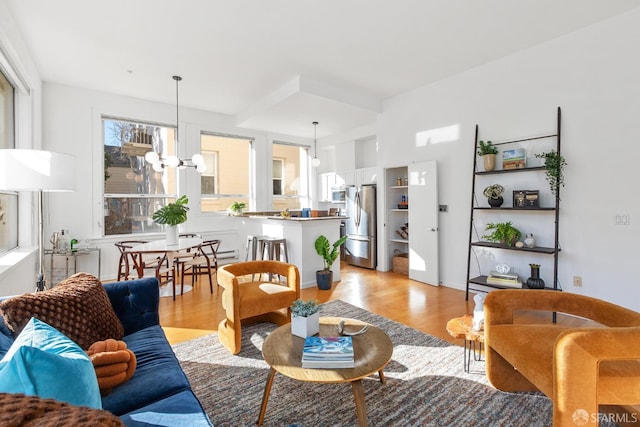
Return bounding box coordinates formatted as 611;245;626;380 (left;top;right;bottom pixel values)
0;317;101;409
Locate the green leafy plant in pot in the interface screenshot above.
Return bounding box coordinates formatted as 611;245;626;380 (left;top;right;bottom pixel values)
482;221;521;247
535;150;566;199
314;234;348;290
483;184;505;208
477;140;498;172
228;201;246;216
152;195;189;245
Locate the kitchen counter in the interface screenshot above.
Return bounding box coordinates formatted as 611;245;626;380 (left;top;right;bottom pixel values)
234;215;343;288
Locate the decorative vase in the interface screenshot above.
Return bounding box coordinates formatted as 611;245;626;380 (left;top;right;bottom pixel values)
488;196;504;208
483;154;496;172
316;270;333;290
291;311;320;338
526;265;545;289
166;225;179;246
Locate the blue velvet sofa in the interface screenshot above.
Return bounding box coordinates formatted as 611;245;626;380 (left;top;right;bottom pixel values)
0;277;213;427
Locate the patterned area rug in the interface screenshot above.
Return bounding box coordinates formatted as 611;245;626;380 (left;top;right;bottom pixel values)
172;300;552;426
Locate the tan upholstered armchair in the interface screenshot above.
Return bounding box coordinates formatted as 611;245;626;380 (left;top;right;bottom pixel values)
217;260;300;355
485;289;640;426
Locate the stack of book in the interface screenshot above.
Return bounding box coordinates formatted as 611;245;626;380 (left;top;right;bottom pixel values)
301;336;355;369
486;271;522;288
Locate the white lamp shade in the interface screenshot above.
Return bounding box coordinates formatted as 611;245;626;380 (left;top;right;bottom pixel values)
0;149;76;192
152;161;164;172
311;157;321;168
165;155;180;168
195;163;207;173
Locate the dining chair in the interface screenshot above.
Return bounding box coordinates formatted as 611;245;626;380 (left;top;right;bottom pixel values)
114;241;172;283
179;239;221;293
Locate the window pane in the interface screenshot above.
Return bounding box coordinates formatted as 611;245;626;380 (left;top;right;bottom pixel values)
104;197;172;235
103;117;177;236
0;69;17;254
272;142;309;210
200;133;251;212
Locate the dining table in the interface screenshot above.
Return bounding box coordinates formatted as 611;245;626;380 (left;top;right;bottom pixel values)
128;236;203;298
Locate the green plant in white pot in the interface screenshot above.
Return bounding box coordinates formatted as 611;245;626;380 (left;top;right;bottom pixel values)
314;234;348;290
290;299;321;338
228;201;246;216
152;195;189;245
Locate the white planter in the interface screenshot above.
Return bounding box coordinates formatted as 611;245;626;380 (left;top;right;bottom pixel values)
166;225;179;246
291;312;320;338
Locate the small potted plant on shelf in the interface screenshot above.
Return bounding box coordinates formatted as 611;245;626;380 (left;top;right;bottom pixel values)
314;234;348;290
152;195;189;246
535;150;566;199
477;140;498;172
290;299;321;338
483;184;505;208
228;201;247;216
482;221;521;247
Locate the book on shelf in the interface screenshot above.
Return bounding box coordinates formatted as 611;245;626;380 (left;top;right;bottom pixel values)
301;336;355;368
486;272;522;288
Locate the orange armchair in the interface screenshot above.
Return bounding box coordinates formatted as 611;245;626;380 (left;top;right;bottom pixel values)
217;260;300;355
485;289;640;426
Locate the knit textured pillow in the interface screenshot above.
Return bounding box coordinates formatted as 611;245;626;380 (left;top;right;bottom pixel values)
0;272;124;350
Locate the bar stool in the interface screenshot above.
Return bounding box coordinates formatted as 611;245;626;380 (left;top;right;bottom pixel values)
261;237;289;263
245;235;267;261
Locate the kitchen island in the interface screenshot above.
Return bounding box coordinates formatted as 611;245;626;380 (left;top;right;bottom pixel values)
235;215;345;288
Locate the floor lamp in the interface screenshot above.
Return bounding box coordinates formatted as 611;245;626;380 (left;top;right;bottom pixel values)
0;149;76;291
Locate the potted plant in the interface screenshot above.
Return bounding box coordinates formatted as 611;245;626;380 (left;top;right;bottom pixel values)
314;234;348;290
482;221;521;247
535;150;566;198
483;184;505;208
290;298;321;338
152;195;189;245
477;140;498;172
228;201;246;216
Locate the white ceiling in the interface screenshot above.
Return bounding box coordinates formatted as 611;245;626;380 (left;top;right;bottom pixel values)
6;0;640;139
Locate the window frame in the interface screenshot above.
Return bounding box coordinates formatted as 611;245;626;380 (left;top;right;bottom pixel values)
271;140;311;209
0;60;18;255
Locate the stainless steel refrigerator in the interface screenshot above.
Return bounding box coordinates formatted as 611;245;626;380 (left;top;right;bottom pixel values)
345;184;377;269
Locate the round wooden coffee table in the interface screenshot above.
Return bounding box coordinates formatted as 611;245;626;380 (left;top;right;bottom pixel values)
258;317;393;427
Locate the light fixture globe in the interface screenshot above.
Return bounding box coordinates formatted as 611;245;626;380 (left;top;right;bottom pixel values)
311;157;321;168
191;153;204;165
165;155;180;168
196;163;207;173
311;121;320;168
152;161;164;172
144;150;159;164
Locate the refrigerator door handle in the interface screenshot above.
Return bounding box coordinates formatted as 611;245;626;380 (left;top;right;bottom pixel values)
355;190;361;227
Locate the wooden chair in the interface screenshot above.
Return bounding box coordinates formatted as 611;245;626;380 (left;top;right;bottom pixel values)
114;241;173;285
179;239;221;293
217;260;300;354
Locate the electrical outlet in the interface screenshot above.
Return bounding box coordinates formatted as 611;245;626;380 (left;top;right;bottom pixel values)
439;205;448;212
573;276;583;287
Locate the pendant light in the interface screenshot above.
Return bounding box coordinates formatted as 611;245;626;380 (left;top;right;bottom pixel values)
311;121;321;168
145;75;207;173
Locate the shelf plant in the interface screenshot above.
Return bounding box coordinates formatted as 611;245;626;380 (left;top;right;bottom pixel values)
535;150;566;198
483;184;505;207
482;221;521;247
477;140;498;172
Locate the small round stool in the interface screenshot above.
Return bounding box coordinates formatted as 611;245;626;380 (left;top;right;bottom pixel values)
446;315;485;373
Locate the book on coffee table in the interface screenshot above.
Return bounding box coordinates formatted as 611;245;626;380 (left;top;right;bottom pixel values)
301;336;355;368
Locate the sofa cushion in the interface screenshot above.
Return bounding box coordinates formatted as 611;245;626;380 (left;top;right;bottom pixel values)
0;273;124;350
0;392;124;427
101;325;191;416
118;389;213;427
0;318;102;408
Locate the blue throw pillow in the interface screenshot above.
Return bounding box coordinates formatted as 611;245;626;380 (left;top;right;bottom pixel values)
0;317;101;409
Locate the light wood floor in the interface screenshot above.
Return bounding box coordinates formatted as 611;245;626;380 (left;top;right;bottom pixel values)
159;261;586;346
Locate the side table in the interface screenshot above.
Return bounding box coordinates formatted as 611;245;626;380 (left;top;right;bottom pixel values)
446;315;484;373
45;248;101;287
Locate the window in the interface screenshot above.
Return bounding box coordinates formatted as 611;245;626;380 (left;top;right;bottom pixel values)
0;69;17;254
200;133;252;212
273;159;284;195
103;117;177;236
272;142;310;210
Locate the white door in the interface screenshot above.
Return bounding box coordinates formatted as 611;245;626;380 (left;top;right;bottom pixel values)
408;161;439;285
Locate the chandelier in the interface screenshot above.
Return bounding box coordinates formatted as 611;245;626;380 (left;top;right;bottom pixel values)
145;75;207;173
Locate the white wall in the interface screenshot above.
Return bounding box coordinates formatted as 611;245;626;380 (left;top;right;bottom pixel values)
377;8;640;310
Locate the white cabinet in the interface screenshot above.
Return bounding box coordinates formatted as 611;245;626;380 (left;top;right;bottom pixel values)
319;172;336;202
355;167;377;186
